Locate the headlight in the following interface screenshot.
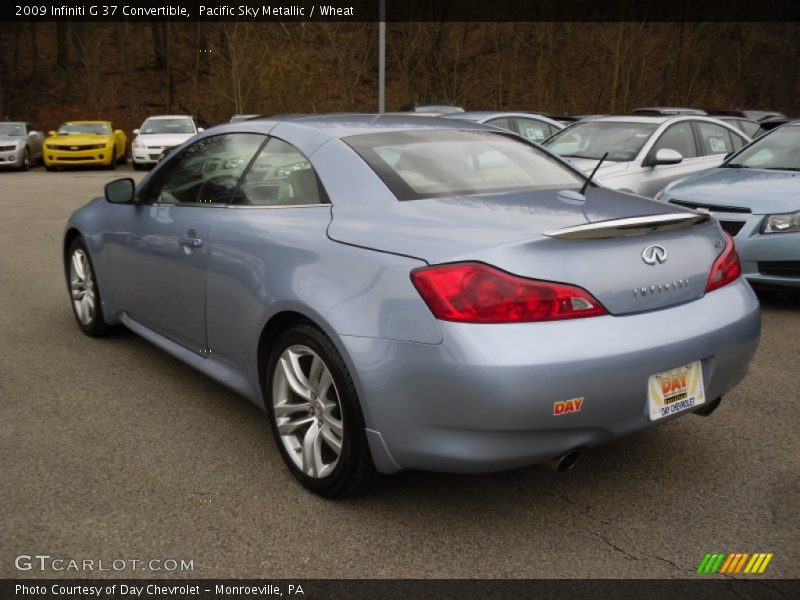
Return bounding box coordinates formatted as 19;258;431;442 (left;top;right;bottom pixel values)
133;139;145;149
762;211;800;233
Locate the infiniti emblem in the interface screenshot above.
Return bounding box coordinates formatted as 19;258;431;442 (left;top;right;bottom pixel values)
642;244;667;265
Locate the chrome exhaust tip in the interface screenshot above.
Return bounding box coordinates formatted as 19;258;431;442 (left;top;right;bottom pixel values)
543;448;582;473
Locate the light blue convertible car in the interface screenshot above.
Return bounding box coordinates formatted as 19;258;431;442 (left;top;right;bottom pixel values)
64;115;760;497
658;121;800;291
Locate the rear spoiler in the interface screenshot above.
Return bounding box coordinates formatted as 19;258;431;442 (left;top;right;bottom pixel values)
543;213;708;239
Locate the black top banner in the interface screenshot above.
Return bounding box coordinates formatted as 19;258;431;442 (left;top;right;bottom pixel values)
2;0;800;22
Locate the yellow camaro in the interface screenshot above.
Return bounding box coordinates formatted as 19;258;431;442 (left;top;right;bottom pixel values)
43;121;127;170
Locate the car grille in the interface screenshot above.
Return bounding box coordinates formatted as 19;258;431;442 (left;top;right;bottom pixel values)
719;221;746;236
670;199;752;214
0;145;14;152
758;261;800;278
50;144;102;151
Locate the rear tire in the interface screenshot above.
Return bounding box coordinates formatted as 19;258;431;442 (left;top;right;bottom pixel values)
65;237;119;337
265;323;379;498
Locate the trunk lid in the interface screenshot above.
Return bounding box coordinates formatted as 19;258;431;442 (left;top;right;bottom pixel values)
328;187;725;315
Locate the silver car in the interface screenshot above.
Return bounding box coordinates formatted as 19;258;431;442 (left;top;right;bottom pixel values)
0;122;44;170
63;115;760;497
544;115;751;197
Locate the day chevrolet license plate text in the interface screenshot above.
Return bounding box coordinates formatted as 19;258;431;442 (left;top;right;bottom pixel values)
648;361;705;421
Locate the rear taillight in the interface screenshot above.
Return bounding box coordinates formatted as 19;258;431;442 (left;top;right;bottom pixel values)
705;232;741;292
410;262;607;323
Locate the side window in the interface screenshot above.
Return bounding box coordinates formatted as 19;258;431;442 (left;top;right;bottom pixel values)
730;131;745;150
696;122;735;156
140;134;264;205
513;118;551;143
485;117;512;131
739;121;760;138
232;138;328;206
652;123;697;159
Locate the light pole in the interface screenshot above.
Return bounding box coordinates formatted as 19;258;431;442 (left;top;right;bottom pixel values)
378;0;385;113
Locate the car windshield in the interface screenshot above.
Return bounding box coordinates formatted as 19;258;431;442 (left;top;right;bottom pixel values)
140;118;195;134
544;121;659;162
345;129;584;200
724;126;800;171
58;123;111;135
0;123;25;136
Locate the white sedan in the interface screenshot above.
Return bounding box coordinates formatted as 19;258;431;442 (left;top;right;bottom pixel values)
131;115;203;170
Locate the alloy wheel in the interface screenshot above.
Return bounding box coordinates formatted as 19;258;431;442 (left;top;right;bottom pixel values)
69;248;95;325
272;345;345;478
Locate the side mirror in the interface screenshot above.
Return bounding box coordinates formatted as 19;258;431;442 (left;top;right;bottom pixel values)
114;129;124;136
132;128;140;135
197;127;205;133
48;130;56;137
647;148;683;167
105;178;136;204
28;130;38;137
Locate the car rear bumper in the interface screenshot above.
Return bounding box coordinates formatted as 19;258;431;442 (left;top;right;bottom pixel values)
341;278;760;474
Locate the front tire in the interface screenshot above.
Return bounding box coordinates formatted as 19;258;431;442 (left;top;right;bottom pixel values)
266;323;378;498
106;147;117;170
65;238;118;337
19;147;30;171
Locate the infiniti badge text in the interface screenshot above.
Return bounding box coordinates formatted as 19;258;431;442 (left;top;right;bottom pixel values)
633;278;690;297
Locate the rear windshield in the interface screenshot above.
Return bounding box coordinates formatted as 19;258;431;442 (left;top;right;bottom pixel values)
345;130;583;200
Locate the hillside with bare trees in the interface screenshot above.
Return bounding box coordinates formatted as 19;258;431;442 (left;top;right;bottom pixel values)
0;21;798;131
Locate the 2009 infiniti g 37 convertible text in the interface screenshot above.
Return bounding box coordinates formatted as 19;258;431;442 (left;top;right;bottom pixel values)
63;115;760;497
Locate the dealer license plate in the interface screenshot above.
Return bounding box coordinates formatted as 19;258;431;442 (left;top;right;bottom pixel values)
648;361;705;421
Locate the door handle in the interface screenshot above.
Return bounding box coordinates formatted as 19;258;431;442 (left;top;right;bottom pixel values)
179;236;203;248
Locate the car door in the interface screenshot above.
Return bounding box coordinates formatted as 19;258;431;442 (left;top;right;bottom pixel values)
635;121;703;197
106;133;265;352
205;136;331;371
693;120;748;166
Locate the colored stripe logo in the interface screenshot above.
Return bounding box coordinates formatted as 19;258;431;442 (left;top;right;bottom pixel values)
696;552;773;574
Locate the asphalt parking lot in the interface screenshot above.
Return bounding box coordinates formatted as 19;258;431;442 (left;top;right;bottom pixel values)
1;165;798;579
